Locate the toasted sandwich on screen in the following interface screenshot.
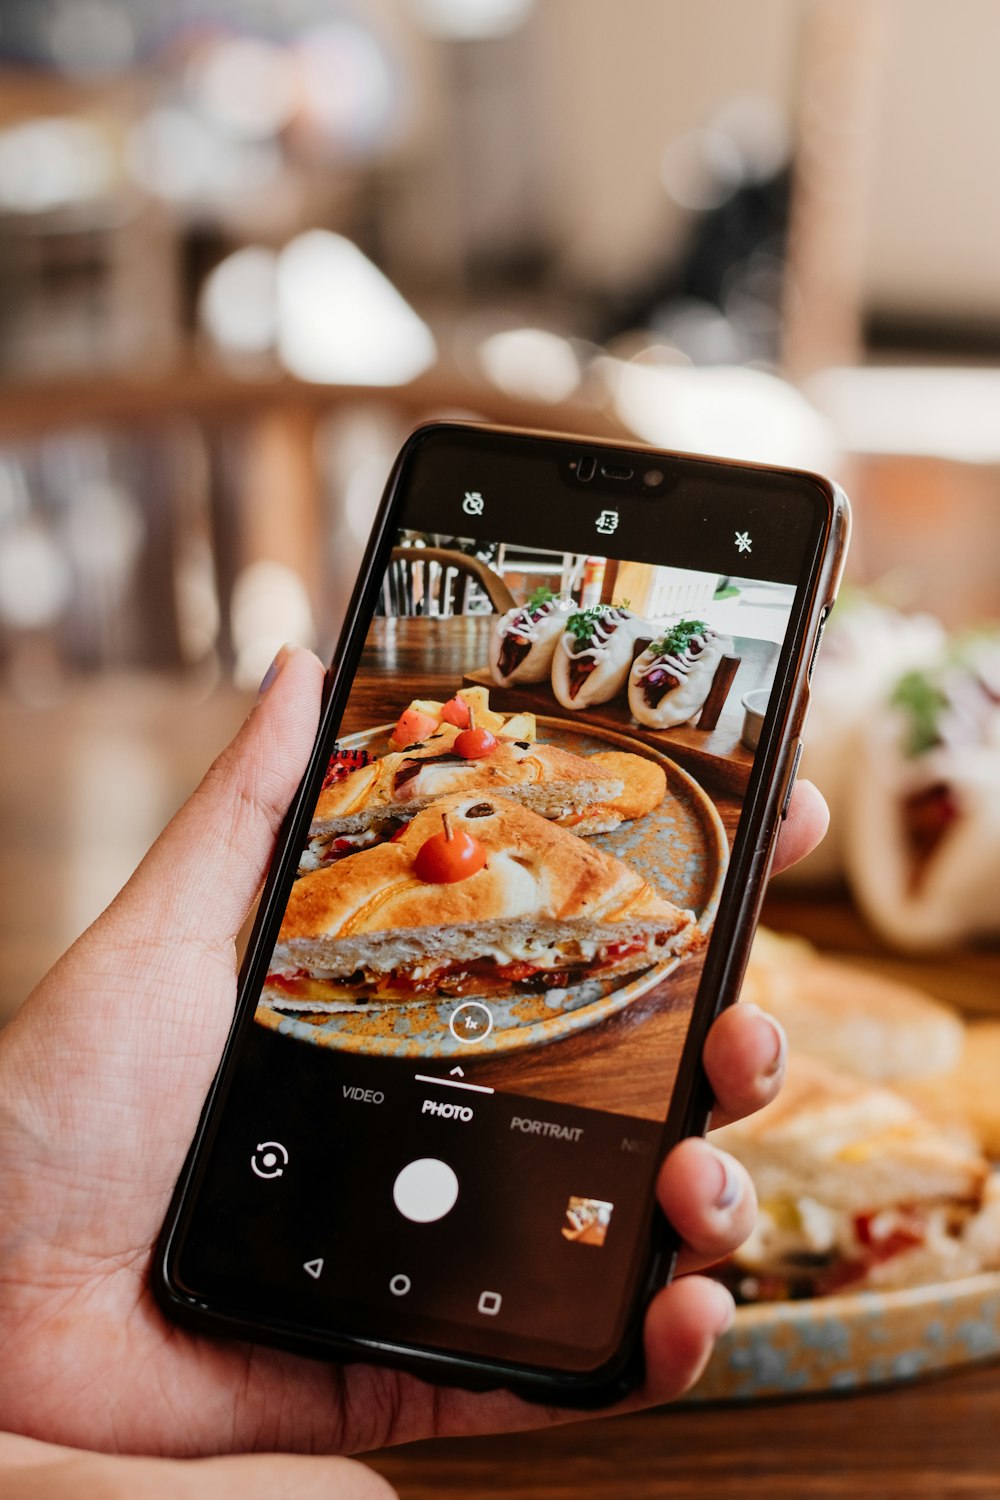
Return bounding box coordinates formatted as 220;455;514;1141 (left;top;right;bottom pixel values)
267;793;699;1009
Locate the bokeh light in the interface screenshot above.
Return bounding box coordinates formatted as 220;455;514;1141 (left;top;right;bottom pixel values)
230;559;314;692
295;21;400;154
276;231;436;385
477;328;580;403
192;37;299;142
660;128;744;211
127;105;281;204
48;0;136;77
611;360;836;470
200;246;280;357
0;522;72;630
0;118;115;213
409;0;535;40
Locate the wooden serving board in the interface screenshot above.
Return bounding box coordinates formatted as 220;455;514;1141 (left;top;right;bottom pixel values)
464;636;777;794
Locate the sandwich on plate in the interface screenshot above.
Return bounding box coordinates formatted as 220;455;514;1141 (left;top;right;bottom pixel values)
741;929;965;1084
710;1053;1000;1301
300;723;666;872
268;792;700;1009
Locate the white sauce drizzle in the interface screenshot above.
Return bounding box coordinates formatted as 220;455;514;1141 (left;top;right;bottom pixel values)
502;594;572;644
633;628;715;683
559;607;635;663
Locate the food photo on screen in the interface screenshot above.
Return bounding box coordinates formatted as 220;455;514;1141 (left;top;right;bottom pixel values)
255;532;798;1122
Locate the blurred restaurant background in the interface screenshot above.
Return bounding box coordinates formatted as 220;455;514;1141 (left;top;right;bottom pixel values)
2;3;1000;1090
7;2;1000;1483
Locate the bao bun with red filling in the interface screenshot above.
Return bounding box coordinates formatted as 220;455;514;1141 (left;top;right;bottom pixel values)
843;633;1000;950
628;621;734;730
551;605;649;710
489;590;575;687
268;792;699;1007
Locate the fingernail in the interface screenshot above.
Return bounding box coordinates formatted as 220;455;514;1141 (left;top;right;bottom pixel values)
712;1148;743;1212
743;1002;787;1079
711;1282;736;1335
257;644;292;701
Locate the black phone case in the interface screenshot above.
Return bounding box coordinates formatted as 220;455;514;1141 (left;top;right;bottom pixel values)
153;420;850;1408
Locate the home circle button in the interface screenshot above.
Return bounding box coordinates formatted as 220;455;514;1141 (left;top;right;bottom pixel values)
392;1157;459;1223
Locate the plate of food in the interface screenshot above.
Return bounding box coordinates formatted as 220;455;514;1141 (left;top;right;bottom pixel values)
255;706;728;1059
690;934;1000;1400
690;1270;1000;1402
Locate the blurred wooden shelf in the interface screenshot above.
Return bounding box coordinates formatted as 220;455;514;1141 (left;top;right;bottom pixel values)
0;363;622;442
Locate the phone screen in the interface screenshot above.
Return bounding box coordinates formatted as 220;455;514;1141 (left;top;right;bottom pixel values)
165;428;832;1382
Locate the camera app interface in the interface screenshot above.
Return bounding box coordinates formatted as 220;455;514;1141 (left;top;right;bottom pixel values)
176;456;815;1372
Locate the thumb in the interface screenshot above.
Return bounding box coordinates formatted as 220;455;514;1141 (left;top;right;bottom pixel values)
106;644;325;951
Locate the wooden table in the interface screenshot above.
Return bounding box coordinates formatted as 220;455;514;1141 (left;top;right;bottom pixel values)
3;634;1000;1498
364;1363;1000;1498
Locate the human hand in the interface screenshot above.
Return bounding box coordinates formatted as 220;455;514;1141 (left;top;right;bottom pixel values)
0;1432;394;1499
0;646;825;1457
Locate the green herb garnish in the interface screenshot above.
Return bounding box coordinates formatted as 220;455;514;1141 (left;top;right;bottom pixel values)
526;584;556;612
648;619;709;660
892;669;947;757
566;606;607;645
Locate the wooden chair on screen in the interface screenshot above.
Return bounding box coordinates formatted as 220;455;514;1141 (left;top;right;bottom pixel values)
380;547;515;617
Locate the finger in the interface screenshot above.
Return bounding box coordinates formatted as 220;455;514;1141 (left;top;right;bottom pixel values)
771;778;829;876
108;645;325;948
658;1137;756;1275
0;1432;81;1468
0;1448;397;1500
191;1453;398;1500
703;1001;787;1130
639;1273;735;1404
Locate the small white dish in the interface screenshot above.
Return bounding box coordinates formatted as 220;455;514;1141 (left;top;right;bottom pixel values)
740;688;771;751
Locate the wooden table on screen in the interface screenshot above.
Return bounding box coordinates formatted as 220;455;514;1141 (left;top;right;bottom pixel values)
343;616;740;1119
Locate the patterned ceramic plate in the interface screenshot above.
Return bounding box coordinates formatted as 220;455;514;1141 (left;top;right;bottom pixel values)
689;1272;1000;1401
255;717;728;1059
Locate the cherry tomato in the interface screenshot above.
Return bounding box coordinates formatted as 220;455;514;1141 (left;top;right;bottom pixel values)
414;815;487;883
439;694;471;729
454;725;498;759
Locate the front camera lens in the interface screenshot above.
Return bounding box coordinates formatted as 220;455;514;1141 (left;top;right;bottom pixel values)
643;469;664;488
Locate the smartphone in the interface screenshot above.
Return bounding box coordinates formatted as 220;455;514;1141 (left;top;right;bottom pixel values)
155;422;849;1405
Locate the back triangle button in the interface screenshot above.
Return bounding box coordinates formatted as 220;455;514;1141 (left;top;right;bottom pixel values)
303;1257;324;1280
